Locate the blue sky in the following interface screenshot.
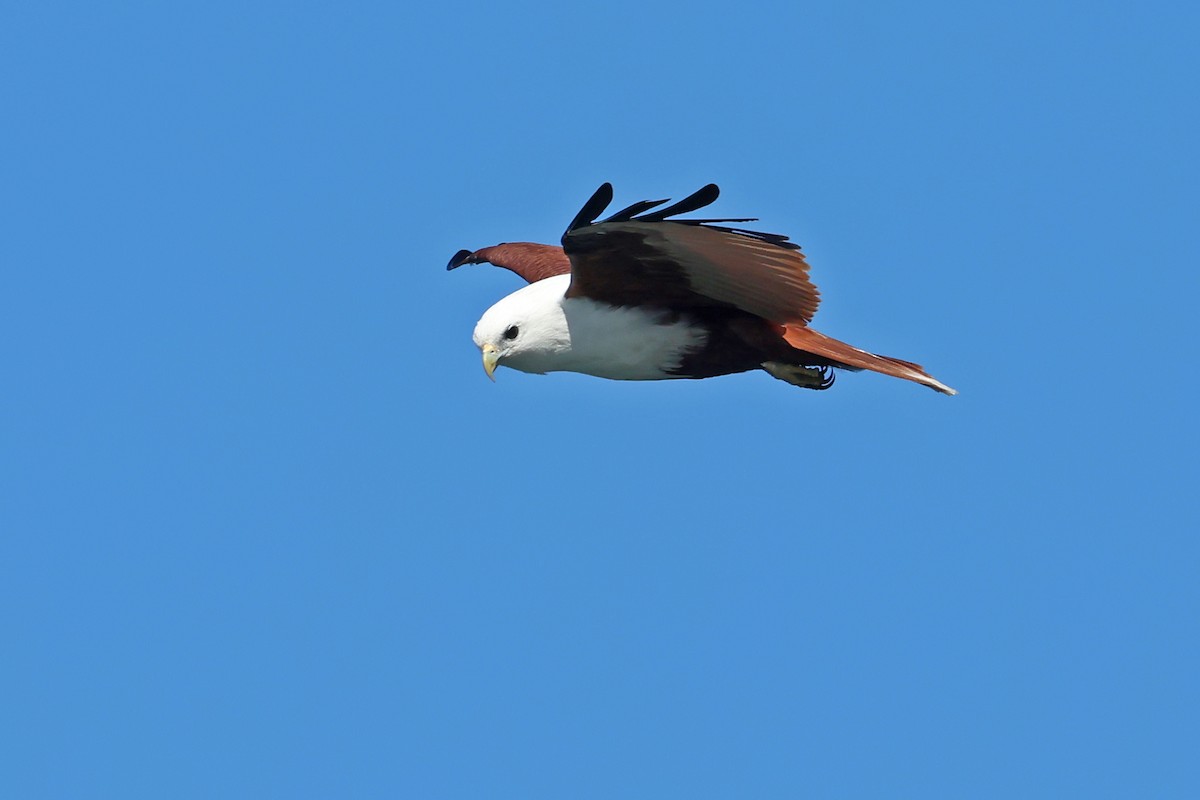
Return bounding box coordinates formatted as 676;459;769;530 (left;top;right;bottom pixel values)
2;1;1197;797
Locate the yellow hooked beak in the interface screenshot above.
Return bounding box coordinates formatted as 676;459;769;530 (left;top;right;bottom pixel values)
481;343;500;381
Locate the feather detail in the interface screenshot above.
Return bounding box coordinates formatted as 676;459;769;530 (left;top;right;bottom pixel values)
782;325;957;395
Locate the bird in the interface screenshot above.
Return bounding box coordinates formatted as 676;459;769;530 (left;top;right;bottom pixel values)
448;183;956;395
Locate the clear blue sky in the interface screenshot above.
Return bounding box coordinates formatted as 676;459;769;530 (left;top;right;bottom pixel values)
3;1;1197;797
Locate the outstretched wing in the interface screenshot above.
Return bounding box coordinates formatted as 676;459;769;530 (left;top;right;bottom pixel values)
447;242;571;284
561;183;820;325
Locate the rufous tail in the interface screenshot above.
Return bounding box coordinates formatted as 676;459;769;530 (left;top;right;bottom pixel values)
782;325;957;395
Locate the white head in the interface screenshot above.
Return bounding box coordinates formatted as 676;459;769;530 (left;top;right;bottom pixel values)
471;273;707;382
472;274;573;380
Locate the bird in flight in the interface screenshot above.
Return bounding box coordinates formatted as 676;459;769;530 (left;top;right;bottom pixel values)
449;183;956;395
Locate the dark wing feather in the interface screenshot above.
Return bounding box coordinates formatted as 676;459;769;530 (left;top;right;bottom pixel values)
634;183;720;222
601;197;670;223
561;184;820;324
563;183;614;238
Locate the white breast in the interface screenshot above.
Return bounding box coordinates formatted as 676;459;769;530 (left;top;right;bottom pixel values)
555;296;708;380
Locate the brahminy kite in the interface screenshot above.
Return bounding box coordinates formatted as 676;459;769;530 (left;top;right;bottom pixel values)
449;183;956;395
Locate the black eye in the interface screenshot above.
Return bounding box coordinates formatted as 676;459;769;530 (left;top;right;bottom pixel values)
504;325;519;340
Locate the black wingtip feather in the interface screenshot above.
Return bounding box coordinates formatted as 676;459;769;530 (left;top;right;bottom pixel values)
562;183;799;252
602;198;670;223
563;183;614;240
638;183;720;222
564;183;722;233
447;249;475;270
